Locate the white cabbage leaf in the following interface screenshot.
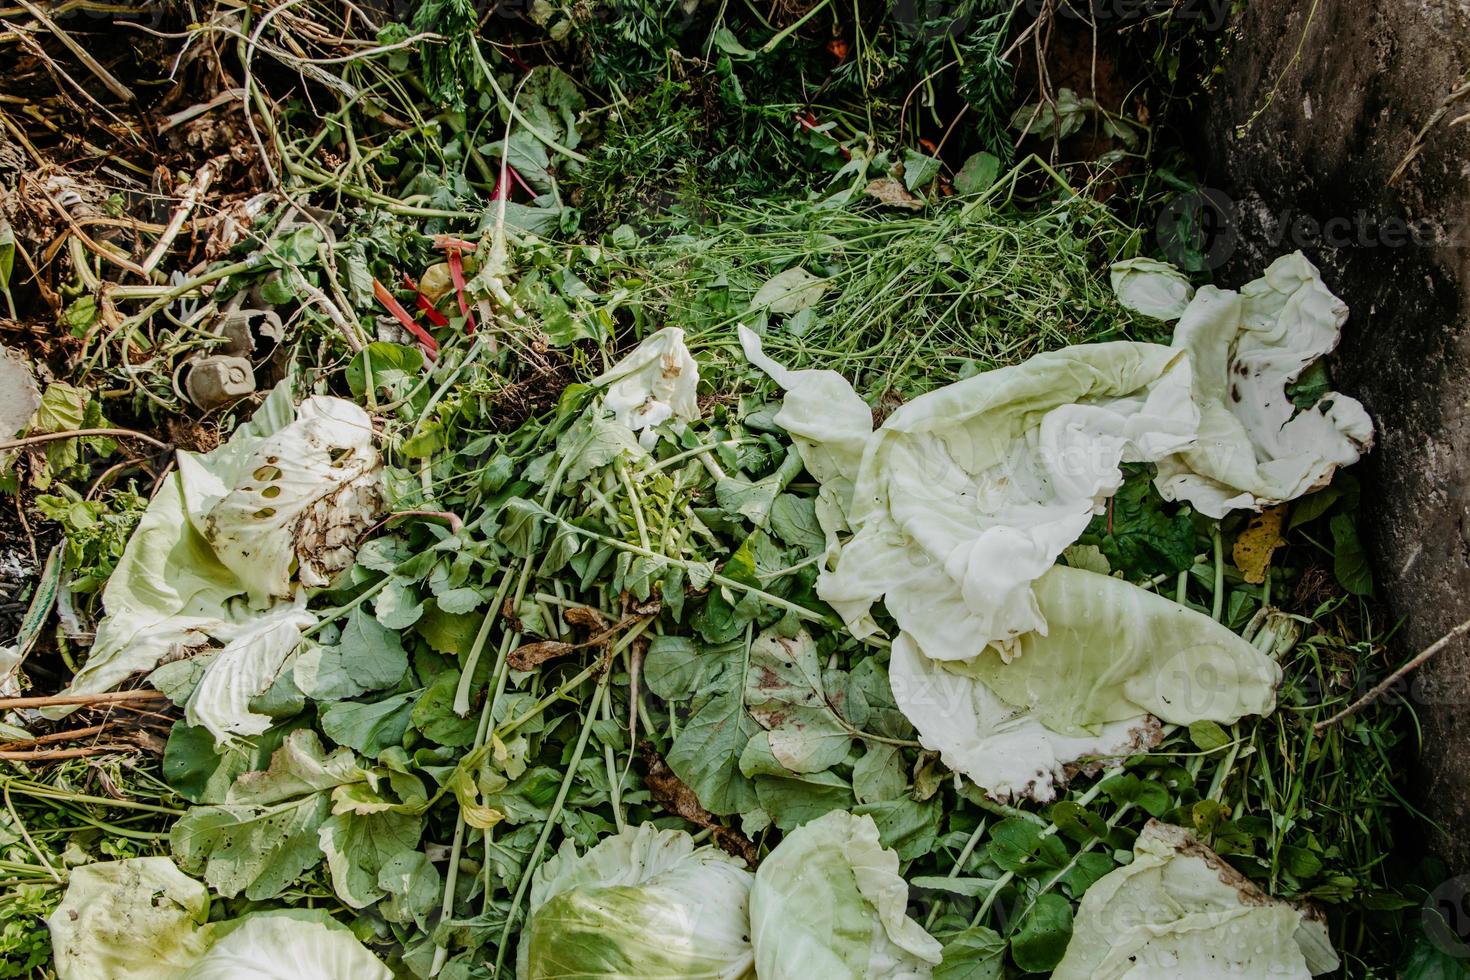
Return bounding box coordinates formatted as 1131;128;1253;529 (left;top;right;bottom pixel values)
958;564;1281;733
519;822;756;979
46;859;392;980
743;328;1198;661
200;395;382;604
177;910;393;980
889;631;1158;804
47;857;214;980
1110;257;1195;320
1;643;24;698
50;387;381;713
184;599;316;745
593;326;700;448
749;810;942;979
751;267;829;315
1053;821;1339;979
890;566;1280;802
1151;251;1374;517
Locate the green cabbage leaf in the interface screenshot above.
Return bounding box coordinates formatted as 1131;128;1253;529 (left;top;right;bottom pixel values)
519;822;756;979
749;810;942;979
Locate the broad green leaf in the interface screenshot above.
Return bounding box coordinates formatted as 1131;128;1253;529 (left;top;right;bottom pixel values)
743;628;851;773
375;577;425;629
1188;719;1231;752
902;148;941;191
170;731;367;899
163;719;303;805
853;796;941;861
768;494;825;554
379;851;443;928
935;926;1006;980
171;793;333;900
1331;513;1374;596
987;818;1068;875
293;605;408;701
1010;893;1074;973
318;809;423;908
852;743;906;804
753;769;853;830
320;691;417;758
412;670;478;747
346;342;424;407
953;152;1001;196
751;267;828;316
666;690;759;816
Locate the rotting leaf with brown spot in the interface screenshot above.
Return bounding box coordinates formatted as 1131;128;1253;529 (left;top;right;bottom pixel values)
639;739;758;867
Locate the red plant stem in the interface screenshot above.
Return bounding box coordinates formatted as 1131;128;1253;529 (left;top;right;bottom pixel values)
372;277;439;358
402;274;449;326
446;248;476;336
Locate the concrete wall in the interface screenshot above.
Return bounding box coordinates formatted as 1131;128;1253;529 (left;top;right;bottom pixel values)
1196;0;1470;868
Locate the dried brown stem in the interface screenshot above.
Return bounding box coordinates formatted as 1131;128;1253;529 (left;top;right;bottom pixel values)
1314;617;1470;731
0;427;171;453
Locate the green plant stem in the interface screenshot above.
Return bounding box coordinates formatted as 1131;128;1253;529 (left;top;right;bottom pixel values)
493;675;609;975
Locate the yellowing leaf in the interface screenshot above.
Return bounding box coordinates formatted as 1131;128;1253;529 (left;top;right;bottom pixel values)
1233;505;1287;585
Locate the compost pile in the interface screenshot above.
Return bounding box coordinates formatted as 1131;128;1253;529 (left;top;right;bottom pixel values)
0;1;1453;977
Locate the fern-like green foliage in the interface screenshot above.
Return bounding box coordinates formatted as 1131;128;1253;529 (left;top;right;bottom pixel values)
412;0;481;109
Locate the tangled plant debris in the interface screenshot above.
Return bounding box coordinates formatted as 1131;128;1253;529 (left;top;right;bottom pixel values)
0;1;1451;977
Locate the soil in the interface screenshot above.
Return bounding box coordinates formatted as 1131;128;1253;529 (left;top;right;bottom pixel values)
1195;0;1470;872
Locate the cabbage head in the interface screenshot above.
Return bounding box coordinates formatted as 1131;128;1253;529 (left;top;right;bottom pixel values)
46;858;390;980
518;822;756;979
749;810;942;979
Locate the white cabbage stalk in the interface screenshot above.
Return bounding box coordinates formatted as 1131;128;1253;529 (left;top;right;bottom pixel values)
593;327;700;448
1053;821;1340;979
749;810;942;979
519;823;756;979
741;326;1198;662
1151;251;1374;517
46;858;392;980
1110;256;1195;320
889;565;1281;802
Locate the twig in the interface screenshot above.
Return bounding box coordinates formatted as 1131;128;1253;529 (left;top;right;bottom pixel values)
0;690;168;710
140;159;219;275
1314;617;1470;731
13;0;135;101
0;746;136;761
0;428;171;453
0;724;108;751
35;183;149;278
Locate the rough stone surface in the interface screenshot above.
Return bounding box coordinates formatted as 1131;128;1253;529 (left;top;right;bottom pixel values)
1197;1;1470;868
